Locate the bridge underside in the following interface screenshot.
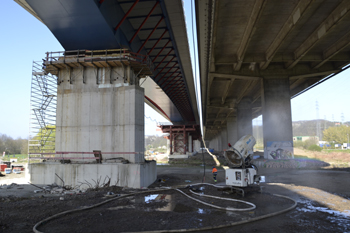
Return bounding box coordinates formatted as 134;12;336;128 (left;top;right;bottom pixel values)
16;0;201;188
20;0;199;125
196;0;350;157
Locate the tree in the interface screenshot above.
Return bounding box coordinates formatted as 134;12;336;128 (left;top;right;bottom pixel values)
0;133;28;155
323;125;350;144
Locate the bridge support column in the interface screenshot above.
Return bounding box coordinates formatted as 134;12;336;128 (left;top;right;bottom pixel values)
188;134;192;153
217;133;222;151
221;128;228;151
29;65;156;188
262;76;294;159
209;136;217;151
227;117;238;145
193;139;201;152
237;98;252;138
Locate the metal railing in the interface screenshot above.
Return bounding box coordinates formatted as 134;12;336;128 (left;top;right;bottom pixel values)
44;49;154;70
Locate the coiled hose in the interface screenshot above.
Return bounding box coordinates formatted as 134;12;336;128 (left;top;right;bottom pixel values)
33;183;297;233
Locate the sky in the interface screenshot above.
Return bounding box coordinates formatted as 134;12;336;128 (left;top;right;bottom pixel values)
1;0;350;139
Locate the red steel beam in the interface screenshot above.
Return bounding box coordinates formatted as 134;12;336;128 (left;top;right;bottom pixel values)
163;79;182;92
174;95;188;101
138;17;164;53
154;56;176;78
152;40;171;62
166;81;185;92
114;0;139;31
171;92;187;100
157;63;177;82
167;85;185;96
169;84;185;94
155;49;173;69
130;1;159;43
163;79;182;89
144;95;170;121
148;30;168;55
99;0;105;3
160;70;180;88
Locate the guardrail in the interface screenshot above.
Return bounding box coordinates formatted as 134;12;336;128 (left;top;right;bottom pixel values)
44;49;154;70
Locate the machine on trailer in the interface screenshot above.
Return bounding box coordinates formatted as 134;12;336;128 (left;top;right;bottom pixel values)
224;135;261;195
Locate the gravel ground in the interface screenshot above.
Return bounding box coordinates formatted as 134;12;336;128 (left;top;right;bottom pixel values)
0;161;349;233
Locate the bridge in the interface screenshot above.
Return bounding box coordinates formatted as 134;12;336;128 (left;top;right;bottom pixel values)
15;0;350;187
196;0;350;158
16;0;202;188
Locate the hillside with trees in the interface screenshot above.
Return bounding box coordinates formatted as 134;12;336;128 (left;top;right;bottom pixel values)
323;125;350;144
252;119;347;143
145;135;167;150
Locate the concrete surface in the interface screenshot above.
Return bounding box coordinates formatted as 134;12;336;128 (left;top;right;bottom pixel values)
56;66;144;163
262;76;293;158
27;161;157;189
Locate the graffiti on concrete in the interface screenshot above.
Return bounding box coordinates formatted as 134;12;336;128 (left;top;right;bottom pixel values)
266;141;294;159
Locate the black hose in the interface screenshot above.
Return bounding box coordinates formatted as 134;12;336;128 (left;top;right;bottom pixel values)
33;184;297;233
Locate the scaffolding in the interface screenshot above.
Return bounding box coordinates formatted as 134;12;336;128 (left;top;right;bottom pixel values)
28;61;57;157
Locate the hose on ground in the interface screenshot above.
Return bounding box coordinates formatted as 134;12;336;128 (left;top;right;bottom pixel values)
125;193;297;233
33;183;297;233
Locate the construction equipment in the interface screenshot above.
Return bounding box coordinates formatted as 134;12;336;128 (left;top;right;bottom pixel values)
224;135;260;193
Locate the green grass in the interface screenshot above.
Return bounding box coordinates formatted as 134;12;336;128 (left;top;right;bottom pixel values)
1;154;28;163
323;149;350;153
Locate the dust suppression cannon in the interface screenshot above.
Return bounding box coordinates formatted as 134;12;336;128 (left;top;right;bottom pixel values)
224;135;261;189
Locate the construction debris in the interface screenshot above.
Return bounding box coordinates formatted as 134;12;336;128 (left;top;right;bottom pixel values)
0;183;19;189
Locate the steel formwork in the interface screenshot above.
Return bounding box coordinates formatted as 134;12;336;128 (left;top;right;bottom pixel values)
28;61;57;157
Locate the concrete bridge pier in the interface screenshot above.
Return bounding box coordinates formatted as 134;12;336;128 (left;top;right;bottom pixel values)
262;76;294;159
29;62;157;189
227;117;238;146
237;98;253;138
220;128;228;151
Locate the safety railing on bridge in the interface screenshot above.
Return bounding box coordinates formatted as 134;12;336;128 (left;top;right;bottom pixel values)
44;49;154;71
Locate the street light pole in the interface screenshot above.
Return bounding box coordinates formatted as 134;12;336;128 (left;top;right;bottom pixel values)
347;134;349;150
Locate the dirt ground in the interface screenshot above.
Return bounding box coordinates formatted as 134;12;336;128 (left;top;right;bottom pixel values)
1;154;350;233
294;148;350;167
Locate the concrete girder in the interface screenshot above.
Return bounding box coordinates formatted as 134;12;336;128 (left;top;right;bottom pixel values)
196;0;350;142
209;0;219;73
312;30;350;69
236;80;253;104
221;79;235;104
260;0;315;70
286;0;350;69
209;72;261;80
216;63;339;78
234;0;267;71
207;105;235;111
215;52;350;64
